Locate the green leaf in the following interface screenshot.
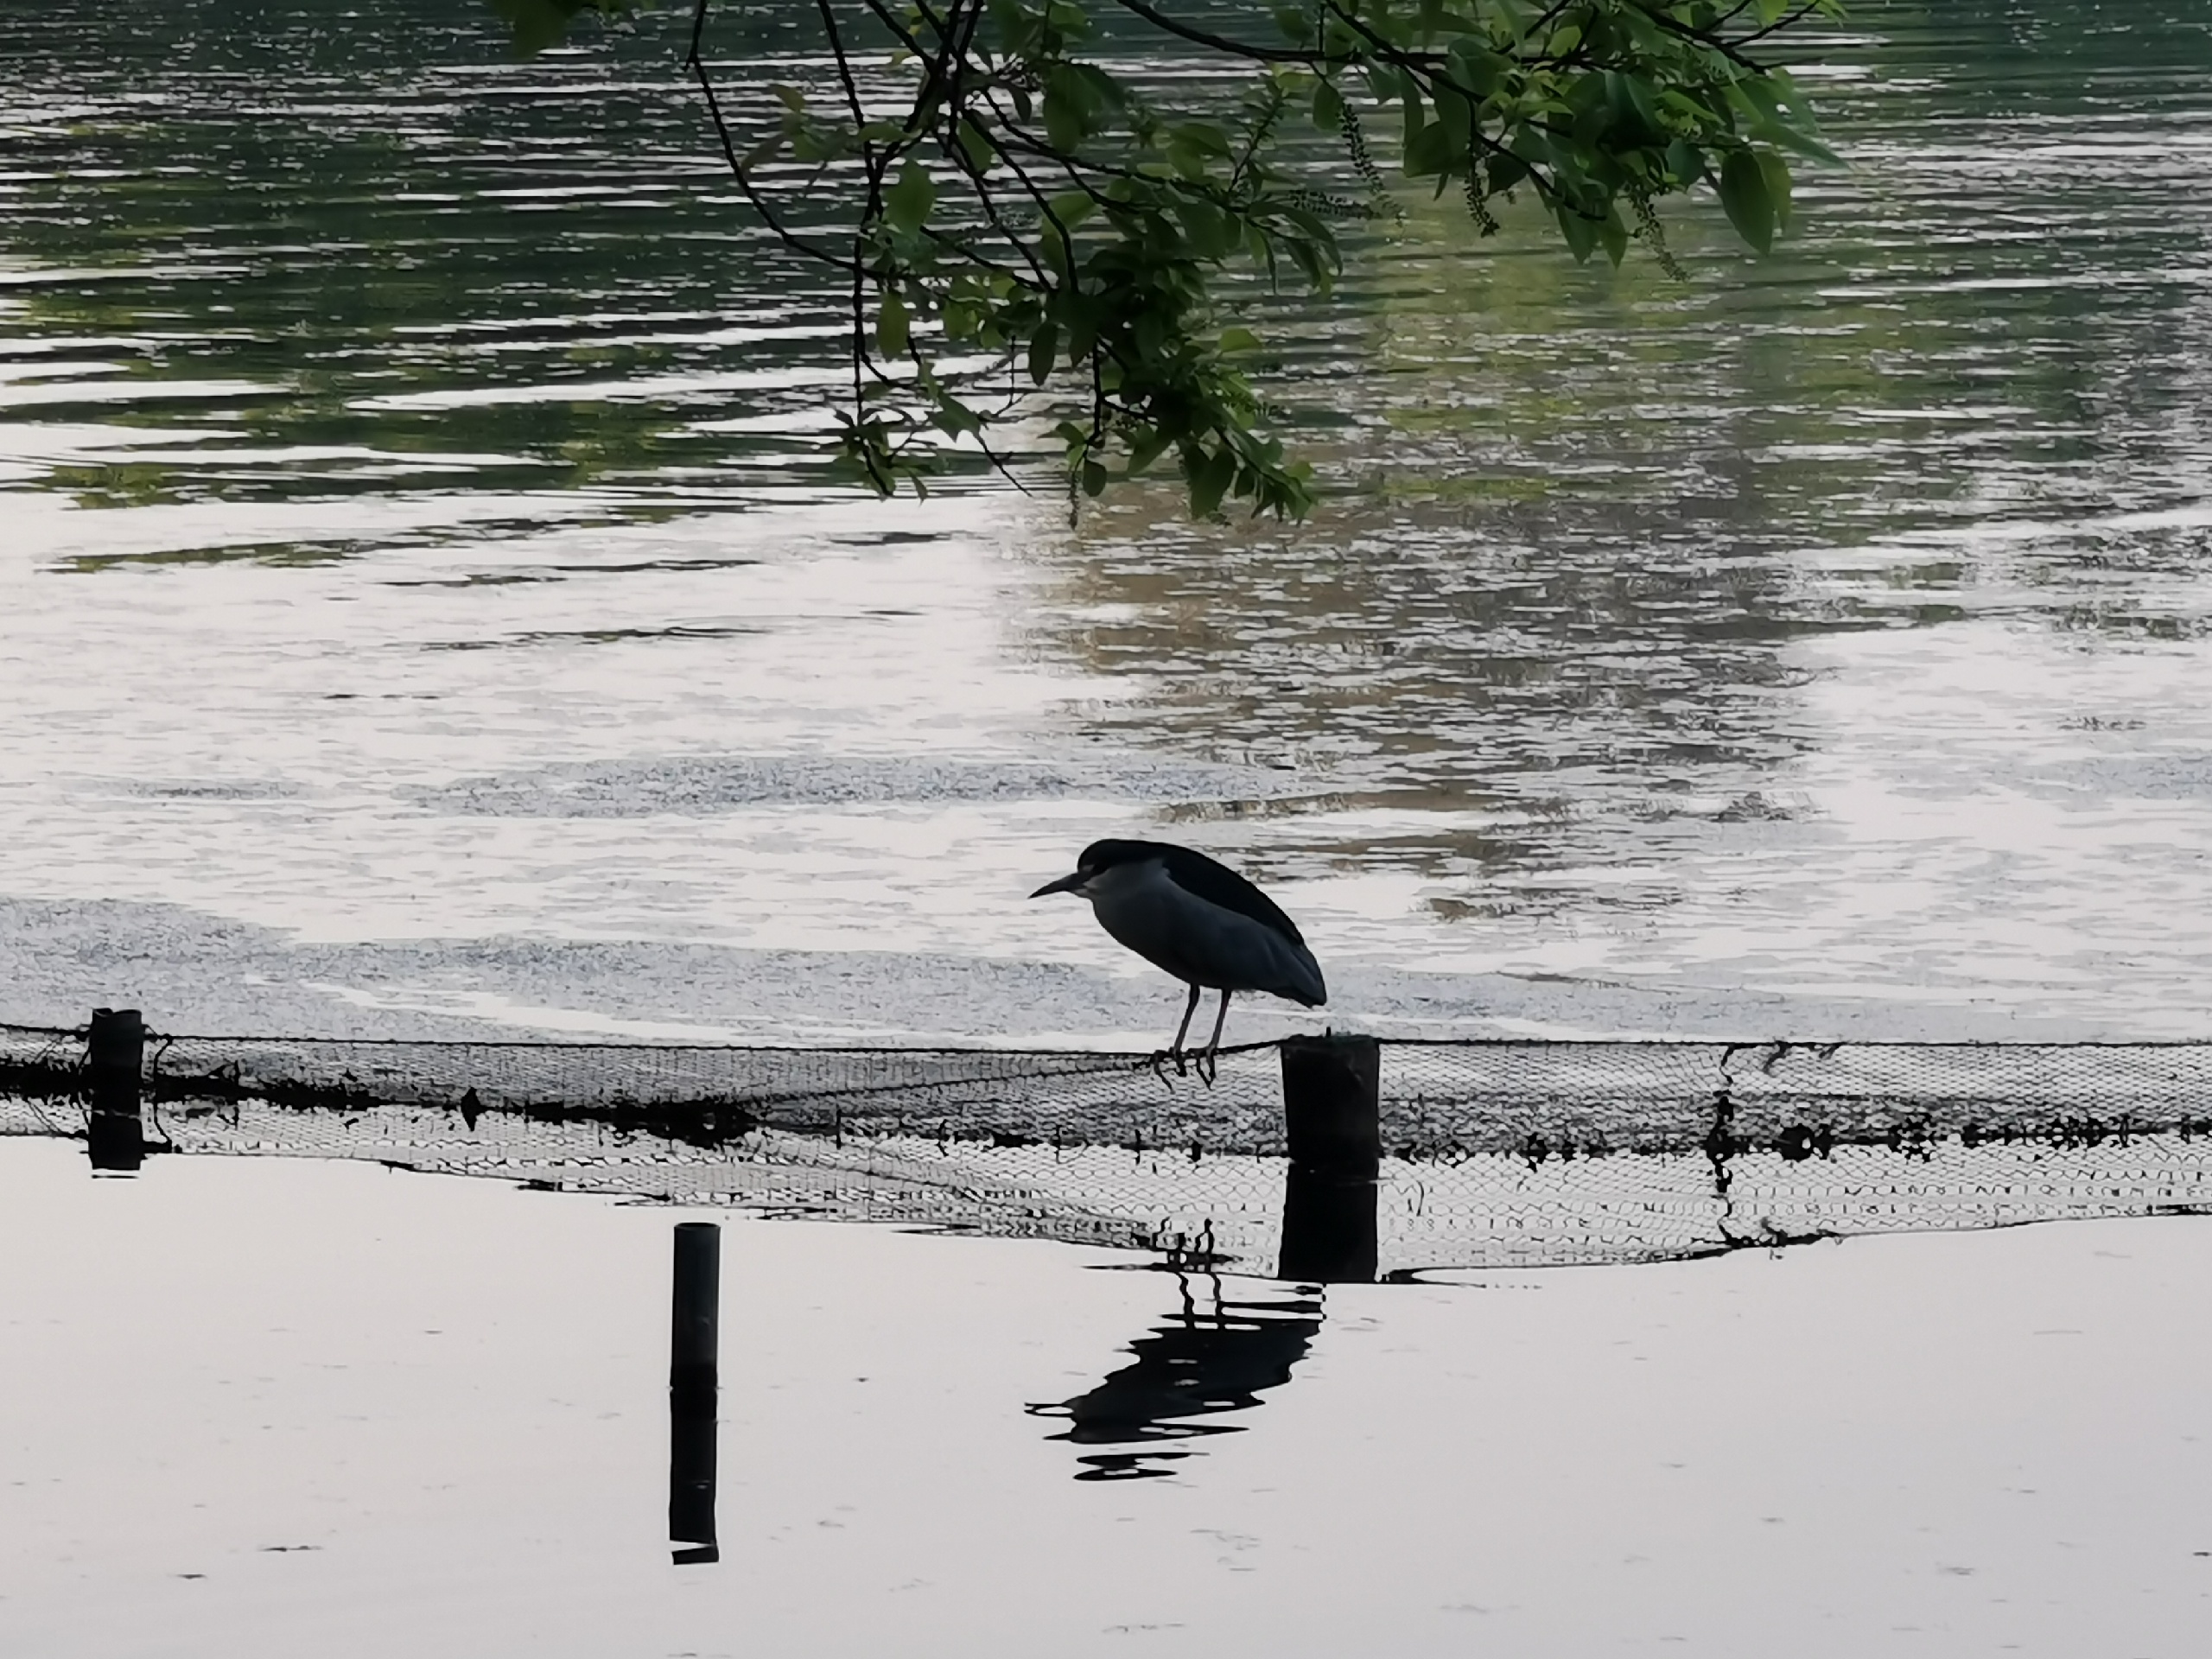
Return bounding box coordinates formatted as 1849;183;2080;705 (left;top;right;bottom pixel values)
1171;195;1236;258
1598;206;1628;267
933;393;982;437
1718;149;1774;253
1607;73;1664;148
1397;70;1427;168
1133;308;1167;363
1043;84;1083;151
1064;301;1098;365
1432;81;1475;145
1172;122;1232;158
1046;192;1097;230
1313;79;1344;132
1081;460;1109;497
1072;64;1126;112
1754;119;1841;168
885;162;935;234
1218;326;1262;353
1043;64;1098;150
1758;149;1794;232
1446;41;1510;99
1187;444;1237;517
956;117;996;172
876;290;909;359
1554;201;1599;263
1027;323;1059;385
1406;119;1459;180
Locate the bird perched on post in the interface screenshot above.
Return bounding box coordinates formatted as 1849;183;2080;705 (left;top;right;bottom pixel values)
1030;838;1325;1081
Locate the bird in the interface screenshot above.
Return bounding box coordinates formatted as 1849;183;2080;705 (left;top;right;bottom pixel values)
1030;838;1325;1081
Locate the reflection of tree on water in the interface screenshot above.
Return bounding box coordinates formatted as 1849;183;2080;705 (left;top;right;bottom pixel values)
1028;1274;1322;1482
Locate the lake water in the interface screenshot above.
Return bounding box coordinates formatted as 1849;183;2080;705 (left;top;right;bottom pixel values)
9;1139;2212;1656
10;10;2212;1651
3;0;2212;1046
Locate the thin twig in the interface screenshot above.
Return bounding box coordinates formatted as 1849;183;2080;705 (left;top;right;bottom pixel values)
683;0;866;276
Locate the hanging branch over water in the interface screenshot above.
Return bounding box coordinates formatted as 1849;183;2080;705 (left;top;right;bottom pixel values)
491;0;1840;518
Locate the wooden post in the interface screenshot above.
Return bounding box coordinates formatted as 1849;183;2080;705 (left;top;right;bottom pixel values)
1281;1033;1380;1180
1277;1034;1381;1282
86;1007;146;1174
671;1222;721;1393
668;1221;720;1562
86;1007;145;1084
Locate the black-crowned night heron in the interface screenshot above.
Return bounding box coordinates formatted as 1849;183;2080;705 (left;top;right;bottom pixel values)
1030;838;1325;1079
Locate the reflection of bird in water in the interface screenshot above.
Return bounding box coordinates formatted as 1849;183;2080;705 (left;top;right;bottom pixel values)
1030;839;1326;1081
1027;1274;1323;1481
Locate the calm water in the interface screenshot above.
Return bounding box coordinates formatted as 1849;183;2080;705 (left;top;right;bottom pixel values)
3;0;2212;1041
8;1140;2212;1654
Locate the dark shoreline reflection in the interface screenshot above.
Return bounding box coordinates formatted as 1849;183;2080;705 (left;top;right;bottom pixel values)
1029;1273;1323;1481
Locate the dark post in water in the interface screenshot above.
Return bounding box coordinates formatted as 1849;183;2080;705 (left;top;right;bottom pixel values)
86;1007;146;1174
1277;1033;1381;1283
668;1221;721;1563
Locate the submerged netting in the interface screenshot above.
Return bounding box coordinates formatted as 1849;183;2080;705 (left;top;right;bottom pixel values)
4;1020;2210;1272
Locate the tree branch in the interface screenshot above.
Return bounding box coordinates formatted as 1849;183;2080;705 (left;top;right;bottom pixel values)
1105;0;1351;66
683;0;866;276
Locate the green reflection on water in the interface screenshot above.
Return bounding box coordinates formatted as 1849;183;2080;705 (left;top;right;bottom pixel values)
3;1;2210;877
0;0;867;510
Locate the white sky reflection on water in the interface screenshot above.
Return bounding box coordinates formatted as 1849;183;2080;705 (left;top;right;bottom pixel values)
3;483;2209;1040
7;1141;2212;1657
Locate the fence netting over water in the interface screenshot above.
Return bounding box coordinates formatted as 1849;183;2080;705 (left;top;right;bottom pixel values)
5;1020;2210;1273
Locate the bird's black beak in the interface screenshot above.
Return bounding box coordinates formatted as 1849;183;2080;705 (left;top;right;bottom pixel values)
1029;871;1084;899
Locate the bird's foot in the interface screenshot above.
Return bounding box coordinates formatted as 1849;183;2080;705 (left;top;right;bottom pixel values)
1194;1047;1218;1088
1148;1046;1191;1084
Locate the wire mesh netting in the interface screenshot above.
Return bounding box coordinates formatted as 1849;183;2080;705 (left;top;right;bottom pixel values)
5;1020;2211;1273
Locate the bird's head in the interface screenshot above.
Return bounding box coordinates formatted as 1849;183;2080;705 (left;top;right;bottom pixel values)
1028;839;1152;899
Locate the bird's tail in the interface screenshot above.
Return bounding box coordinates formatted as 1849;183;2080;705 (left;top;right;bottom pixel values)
1280;945;1326;1007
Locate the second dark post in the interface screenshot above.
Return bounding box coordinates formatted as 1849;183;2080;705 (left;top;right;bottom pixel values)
86;1006;147;1174
669;1220;721;1564
1276;1033;1382;1283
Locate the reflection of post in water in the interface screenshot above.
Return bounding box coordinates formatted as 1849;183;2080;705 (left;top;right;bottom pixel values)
1277;1033;1380;1284
86;1007;146;1174
1028;1272;1324;1481
668;1222;720;1565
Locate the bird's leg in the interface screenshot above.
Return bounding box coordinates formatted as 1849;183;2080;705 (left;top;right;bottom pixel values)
1160;982;1202;1077
1197;989;1232;1086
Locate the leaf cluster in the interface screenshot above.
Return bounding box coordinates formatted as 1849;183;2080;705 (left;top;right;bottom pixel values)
499;0;1842;518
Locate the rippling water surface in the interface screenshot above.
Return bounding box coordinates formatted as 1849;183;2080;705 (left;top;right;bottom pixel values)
4;0;2211;1040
